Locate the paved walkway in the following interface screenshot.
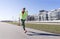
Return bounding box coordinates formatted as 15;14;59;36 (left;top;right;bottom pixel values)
0;22;60;39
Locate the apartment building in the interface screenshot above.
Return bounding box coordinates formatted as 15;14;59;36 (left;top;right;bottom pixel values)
27;8;60;21
48;8;60;20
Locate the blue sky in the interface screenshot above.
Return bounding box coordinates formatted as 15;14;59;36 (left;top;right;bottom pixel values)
0;0;60;21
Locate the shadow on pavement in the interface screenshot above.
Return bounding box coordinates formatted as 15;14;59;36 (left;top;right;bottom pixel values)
27;31;60;36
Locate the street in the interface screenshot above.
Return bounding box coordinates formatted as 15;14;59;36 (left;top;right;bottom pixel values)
0;22;60;39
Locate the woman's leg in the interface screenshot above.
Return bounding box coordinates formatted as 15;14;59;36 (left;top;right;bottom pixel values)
21;19;27;33
21;19;25;30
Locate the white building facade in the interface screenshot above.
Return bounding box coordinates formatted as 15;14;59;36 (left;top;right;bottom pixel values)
27;8;60;21
48;8;60;20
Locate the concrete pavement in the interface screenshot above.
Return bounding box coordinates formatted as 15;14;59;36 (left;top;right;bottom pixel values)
0;22;60;39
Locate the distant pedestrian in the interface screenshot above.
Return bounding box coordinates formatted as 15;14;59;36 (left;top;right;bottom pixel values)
20;8;28;33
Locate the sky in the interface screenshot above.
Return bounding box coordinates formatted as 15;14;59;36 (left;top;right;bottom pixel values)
0;0;60;21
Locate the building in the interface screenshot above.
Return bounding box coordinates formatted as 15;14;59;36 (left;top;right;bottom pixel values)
39;10;48;21
27;8;60;21
39;8;60;21
48;8;60;20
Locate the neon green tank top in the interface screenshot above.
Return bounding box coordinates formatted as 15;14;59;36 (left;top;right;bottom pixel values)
20;11;28;20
